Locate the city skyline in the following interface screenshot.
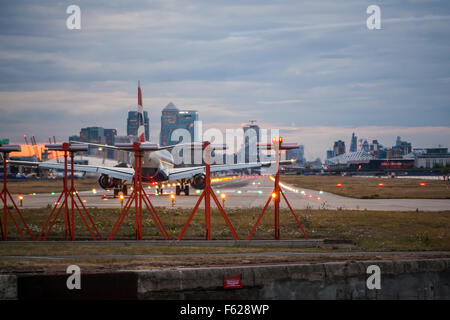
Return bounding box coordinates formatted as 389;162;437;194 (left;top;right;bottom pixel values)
0;1;449;160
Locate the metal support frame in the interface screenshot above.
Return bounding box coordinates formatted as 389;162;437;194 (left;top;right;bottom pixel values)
0;146;34;241
38;143;102;241
108;142;170;240
247;138;308;240
178;141;239;240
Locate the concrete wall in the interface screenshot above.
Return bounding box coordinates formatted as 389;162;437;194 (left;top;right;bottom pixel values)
137;259;450;300
1;259;449;300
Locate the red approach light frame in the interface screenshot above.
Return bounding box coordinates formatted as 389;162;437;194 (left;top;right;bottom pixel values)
178;141;239;240
38;143;102;241
0;145;34;241
248;138;308;240
108;142;170;240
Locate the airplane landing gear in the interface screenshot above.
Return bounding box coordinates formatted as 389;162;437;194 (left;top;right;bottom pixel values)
113;183;127;198
176;184;189;196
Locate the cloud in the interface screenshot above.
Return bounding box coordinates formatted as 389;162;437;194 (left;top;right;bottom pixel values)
0;0;449;158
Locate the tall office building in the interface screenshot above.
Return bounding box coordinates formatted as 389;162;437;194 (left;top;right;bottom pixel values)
79;127;117;158
333;140;346;157
286;145;305;164
394;136;412;155
350;132;358;152
80;127;104;156
362;139;369;152
243;121;261;163
160;102;199;146
127;110;149;141
160;102;180;146
326;150;333;159
104;128;117;159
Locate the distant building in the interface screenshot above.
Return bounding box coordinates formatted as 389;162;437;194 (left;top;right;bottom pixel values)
243;121;261;163
326;150;333;160
160;102;199;146
127;110;149;141
350;132;357;152
79;126;117;159
68;135;80;142
114;135;132;163
415;148;450;168
394;136;412;155
362;139;369;152
286;145;305;164
333;140;346;157
104;129;117;159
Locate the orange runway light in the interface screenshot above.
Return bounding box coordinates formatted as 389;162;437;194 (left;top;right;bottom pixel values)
336;183;343;187
378;183;384;187
170;193;175;207
271;192;277;199
419;182;426;187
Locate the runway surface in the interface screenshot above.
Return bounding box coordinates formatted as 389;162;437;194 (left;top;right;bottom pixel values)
10;175;450;211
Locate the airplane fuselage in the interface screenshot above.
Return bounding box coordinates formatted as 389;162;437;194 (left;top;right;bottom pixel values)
130;149;175;183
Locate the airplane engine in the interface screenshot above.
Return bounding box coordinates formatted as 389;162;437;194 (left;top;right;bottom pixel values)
190;173;205;190
98;174;121;190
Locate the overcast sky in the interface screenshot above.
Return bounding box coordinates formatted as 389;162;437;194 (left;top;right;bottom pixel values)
0;0;449;160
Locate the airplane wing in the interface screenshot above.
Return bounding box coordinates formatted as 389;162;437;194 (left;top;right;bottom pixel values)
71;141;205;152
167;160;294;181
6;160;135;181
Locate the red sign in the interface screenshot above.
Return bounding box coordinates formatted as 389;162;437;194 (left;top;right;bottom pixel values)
224;274;242;289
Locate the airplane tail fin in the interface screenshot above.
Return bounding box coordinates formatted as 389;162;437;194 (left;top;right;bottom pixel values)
137;80;146;142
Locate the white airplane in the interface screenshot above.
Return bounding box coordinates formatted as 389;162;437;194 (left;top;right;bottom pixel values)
8;82;295;196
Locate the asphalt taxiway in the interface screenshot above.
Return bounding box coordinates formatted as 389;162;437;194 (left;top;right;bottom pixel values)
9;175;450;211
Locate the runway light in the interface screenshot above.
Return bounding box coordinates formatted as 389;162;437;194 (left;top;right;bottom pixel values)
378;183;384;187
18;195;23;207
308;194;313;198
419;182;426;187
92;188;97;194
300;190;305;194
216;190;220;194
51;192;55;196
336;183;343;188
317;197;321;201
170;193;175;207
257;190;263;195
271;192;277;199
236;190;242;194
195;189;201;194
319;190;324;194
220;193;226;207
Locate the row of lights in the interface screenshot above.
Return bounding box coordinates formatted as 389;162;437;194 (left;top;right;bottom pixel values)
335;182;427;187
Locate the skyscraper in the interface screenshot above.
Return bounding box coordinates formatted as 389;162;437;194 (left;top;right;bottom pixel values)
104;128;117;159
243;120;261;163
333;140;346;157
80;126;104;156
286;145;305;164
362;139;369;152
160;102;199;146
127;110;149;141
350;132;357;152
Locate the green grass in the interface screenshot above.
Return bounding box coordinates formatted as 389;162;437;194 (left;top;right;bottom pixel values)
2;207;450;251
281;175;450;199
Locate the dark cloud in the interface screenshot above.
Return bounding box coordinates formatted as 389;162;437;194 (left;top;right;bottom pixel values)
0;0;449;159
